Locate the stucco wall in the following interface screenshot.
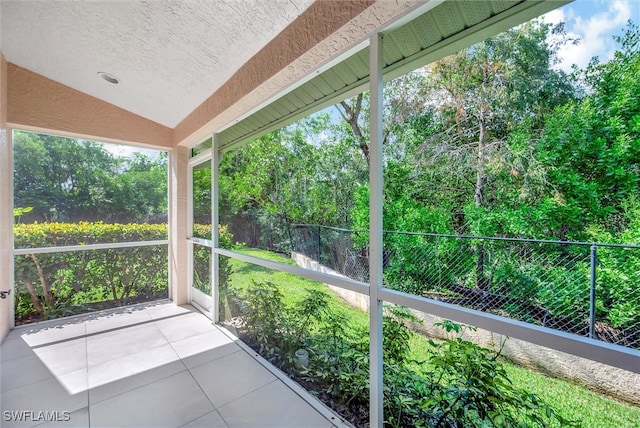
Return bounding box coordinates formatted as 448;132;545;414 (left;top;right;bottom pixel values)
292;251;640;405
6;63;173;148
169;146;189;305
174;0;421;146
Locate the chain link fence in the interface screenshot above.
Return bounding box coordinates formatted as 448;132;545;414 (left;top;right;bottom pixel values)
222;212;294;254
291;224;370;282
286;225;640;350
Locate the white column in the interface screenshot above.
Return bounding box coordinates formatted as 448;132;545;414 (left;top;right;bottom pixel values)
0;127;14;342
369;32;384;428
169;146;189;305
211;134;220;322
0;51;13;342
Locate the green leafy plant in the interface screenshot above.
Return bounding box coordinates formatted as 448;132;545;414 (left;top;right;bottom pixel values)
230;275;577;427
238;281;331;367
13;222;235;324
422;321;579;427
13;206;33;223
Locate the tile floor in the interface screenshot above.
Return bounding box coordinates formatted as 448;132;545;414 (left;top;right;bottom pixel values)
0;301;345;428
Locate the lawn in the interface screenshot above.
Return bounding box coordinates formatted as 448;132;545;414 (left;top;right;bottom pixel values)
225;248;640;428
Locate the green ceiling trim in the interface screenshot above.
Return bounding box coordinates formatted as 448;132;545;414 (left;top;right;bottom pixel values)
218;0;570;152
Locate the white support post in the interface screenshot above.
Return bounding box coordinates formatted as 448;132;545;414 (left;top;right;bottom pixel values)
186;152;194;306
0;128;14;341
211;134;220;323
369;32;384;428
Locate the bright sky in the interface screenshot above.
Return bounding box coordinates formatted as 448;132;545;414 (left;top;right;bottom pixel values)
101;141;166;160
543;0;640;73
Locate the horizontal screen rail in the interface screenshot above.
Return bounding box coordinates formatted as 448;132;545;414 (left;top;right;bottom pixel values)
379;287;640;374
188;237;215;247
215;248;370;296
213;246;638;374
14;240;169;255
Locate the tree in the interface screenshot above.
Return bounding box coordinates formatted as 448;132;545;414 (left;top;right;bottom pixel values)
219;114;367;228
13;131;168;223
420;20;577;234
536;21;640;240
110;152;168;222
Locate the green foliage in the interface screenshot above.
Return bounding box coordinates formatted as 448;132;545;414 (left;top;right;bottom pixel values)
13;222;234;323
230;274;573;427
229;249;640;428
585;199;640;334
219;114;367;229
423;322;578;428
192;165;212;228
536;22;640;240
238;280;331;367
14;221;167;248
13;206;33;223
13;131;168;223
13;222;169;321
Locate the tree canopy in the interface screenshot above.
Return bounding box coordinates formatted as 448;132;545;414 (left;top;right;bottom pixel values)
219;20;639;247
13;132;168;223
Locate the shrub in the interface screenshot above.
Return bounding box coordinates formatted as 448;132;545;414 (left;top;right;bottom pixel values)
13;222;234;323
230;279;575;427
422;321;578;427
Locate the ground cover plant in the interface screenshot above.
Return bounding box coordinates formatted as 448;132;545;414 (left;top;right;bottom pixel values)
222;248;640;428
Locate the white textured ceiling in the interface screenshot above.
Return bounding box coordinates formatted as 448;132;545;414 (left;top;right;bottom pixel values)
0;0;314;127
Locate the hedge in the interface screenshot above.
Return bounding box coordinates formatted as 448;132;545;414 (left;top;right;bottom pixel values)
13;222;231;324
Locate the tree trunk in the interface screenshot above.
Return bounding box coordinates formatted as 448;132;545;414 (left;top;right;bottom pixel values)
339;95;370;168
475;114;486;207
475;93;488;291
29;253;53;306
23;275;44;315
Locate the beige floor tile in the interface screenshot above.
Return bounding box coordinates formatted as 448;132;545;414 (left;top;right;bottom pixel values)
1;306;338;428
146;303;196;320
180;410;229;428
89;371;214;428
87;322;168;366
14;321;87;348
189;350;276;408
1;354;53;392
155;312;217;343
1;377;88;427
170;329;240;369
87;343;181;390
218;381;332;428
85;307;153;335
33;340;87;376
89;358;186;404
1;336;34;361
55;368;89;396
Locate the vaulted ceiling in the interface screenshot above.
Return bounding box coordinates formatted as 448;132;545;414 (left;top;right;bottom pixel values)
1;0;314;128
0;0;569;148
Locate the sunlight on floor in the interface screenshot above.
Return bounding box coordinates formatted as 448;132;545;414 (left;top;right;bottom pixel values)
1;302;341;428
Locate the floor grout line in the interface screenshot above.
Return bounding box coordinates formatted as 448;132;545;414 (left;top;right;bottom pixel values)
3;303;344;428
84;319;91;428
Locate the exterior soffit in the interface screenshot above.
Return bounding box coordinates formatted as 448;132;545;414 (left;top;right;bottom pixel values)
216;0;570;152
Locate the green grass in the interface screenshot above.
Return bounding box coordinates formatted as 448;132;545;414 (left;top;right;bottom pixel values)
226;248;640;428
503;364;640;428
225;247;370;326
